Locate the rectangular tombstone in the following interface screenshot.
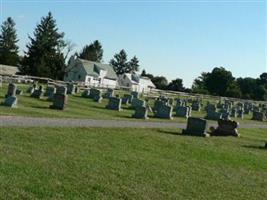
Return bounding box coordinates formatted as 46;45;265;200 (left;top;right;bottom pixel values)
26;84;36;94
131;91;140;99
93;93;102;103
175;106;191;118
205;104;217;113
182;117;209;137
131;98;146;109
155;104;173;119
221;112;231;120
31;86;44;99
122;94;133;104
176;99;185;107
206;111;222;121
230;108;237;118
81;89;90;98
4;96;17;107
252;111;265;121
50;86;68;110
5;83;17;98
16;89;23;95
89;88;101;98
132;106;149;119
45;86;56;101
56;86;67;95
237;110;244;119
104;88;114;99
191;101;201;111
67;83;76;94
105;97;122;111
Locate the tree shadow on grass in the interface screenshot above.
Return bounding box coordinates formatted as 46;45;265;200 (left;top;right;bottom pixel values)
157;129;182;136
30;105;50;109
242;144;267;150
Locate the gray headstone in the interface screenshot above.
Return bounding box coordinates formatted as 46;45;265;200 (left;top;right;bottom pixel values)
4;96;17;107
131;91;139;99
175;106;191;118
155;104;173;119
45;86;56;101
67;83;76;95
252;111;265;121
131;98;146;109
105;97;122;111
50;86;68;110
182;117;209;137
31;85;44;99
132;106;149;119
81;89;90;98
5;83;17;98
206;111;222;120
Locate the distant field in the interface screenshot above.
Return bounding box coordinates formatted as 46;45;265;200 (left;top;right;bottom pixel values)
0;83;266;125
0;127;266;199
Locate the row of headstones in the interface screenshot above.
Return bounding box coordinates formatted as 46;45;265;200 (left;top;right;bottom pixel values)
205;102;267;121
2;83;68;110
27;83;78;99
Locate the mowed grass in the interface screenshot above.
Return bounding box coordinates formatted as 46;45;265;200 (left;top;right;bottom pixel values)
0;83;266;124
0;127;266;199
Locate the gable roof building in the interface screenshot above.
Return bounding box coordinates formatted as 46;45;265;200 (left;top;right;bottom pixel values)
118;73;155;93
64;57;118;88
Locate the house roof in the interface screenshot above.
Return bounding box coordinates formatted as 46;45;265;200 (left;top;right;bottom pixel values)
79;59;118;80
0;64;19;75
122;73;155;88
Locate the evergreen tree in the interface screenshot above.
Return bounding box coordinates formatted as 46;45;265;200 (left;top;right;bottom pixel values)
0;17;19;66
128;56;139;73
79;40;103;62
21;12;66;79
167;78;185;91
110;49;129;75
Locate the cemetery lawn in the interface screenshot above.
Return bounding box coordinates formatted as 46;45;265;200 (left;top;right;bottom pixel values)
0;84;266;125
0;127;266;199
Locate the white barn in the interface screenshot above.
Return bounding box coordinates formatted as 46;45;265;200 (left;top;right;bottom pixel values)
118;73;155;93
64;57;118;88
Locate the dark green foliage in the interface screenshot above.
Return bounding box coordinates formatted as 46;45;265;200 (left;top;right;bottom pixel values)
141;69;154;80
79;40;103;62
128;56;139;73
192;67;267;100
110;49;129;75
0;17;19;66
167;78;185;92
152;76;168;90
205;67;235;96
110;50;139;75
20;12;66;80
192;72;209;94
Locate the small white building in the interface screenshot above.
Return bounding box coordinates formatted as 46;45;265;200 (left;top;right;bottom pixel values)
64;57;118;88
118;73;155;93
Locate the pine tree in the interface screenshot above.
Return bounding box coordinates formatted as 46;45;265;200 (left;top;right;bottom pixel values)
110;49;129;75
128;56;139;73
0;17;19;66
21;12;66;79
79;40;103;62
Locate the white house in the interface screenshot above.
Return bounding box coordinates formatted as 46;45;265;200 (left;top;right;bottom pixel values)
118;73;155;93
64;57;118;88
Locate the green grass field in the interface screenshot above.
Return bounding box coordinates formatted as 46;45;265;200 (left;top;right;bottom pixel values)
0;83;266;125
0;127;266;199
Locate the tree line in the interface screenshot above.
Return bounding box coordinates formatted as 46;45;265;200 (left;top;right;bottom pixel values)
0;12;266;101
